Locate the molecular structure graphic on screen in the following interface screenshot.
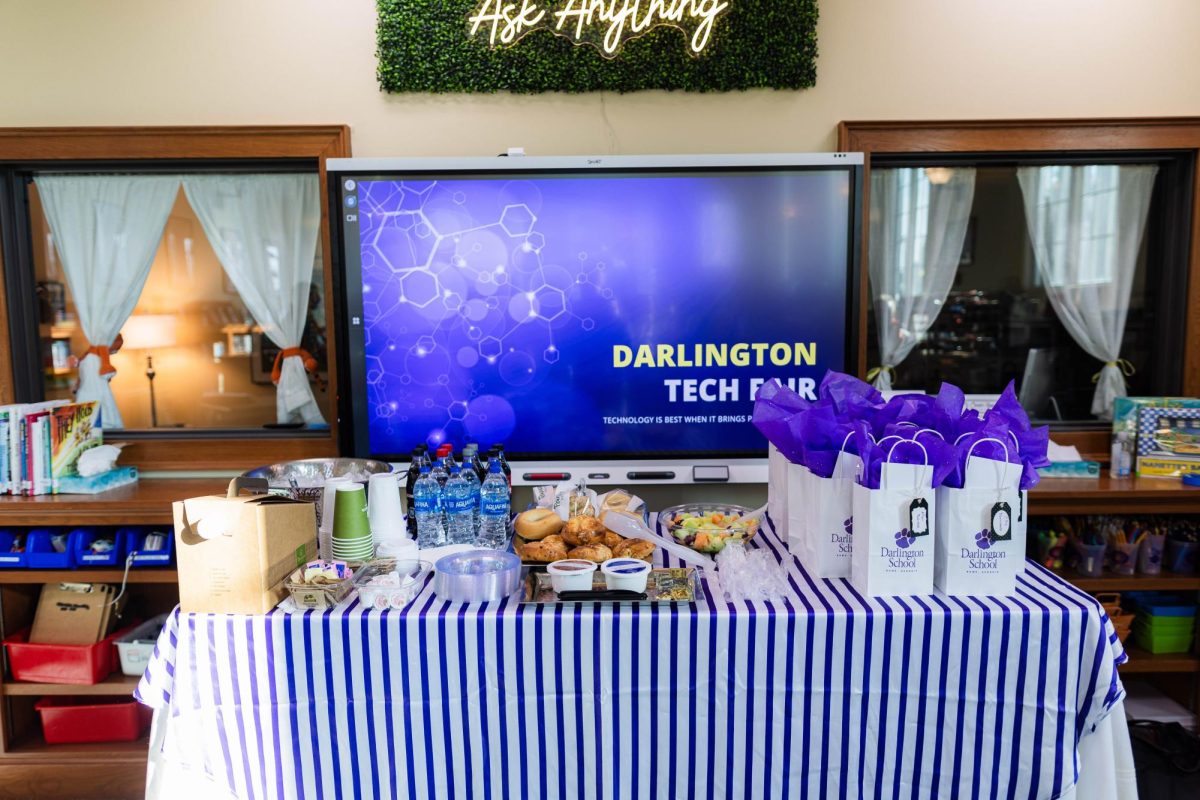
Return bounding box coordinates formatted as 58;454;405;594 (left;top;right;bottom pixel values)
356;179;618;445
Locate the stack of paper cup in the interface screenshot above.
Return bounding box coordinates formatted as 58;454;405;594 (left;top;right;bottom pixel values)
318;475;353;560
367;472;407;548
330;484;374;563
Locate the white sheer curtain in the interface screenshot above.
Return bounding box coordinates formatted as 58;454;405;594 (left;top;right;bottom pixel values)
868;167;977;390
1017;165;1158;419
34;175;180;428
182;174;326;425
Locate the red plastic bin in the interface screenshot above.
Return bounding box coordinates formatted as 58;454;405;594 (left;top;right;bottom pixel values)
4;623;138;685
35;696;151;744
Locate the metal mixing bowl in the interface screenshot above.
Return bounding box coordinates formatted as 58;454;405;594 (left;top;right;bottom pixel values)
242;458;393;489
242;458;394;529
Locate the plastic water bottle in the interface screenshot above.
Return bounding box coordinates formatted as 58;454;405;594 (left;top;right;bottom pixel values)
490;444;513;488
459;451;482;535
430;454;449;488
405;447;428;538
444;467;474;545
413;465;446;548
477;459;510;549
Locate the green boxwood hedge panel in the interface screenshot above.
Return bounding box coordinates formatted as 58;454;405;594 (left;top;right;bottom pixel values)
377;0;818;94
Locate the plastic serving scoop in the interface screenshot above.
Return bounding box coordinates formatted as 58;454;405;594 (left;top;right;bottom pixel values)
600;510;714;568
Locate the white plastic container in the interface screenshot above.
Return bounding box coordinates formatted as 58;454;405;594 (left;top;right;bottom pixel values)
115;614;169;676
547;559;598;593
354;559;432;610
601;558;652;593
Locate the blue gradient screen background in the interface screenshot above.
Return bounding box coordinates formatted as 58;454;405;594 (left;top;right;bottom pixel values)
354;170;852;457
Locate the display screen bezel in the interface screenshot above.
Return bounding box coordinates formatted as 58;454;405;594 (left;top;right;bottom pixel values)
329;154;863;462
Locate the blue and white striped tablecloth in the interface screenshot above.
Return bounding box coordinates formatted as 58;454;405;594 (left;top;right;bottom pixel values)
137;518;1126;800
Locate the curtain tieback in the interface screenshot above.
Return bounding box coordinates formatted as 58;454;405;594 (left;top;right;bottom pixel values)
271;347;318;385
1092;359;1135;384
81;345;116;376
866;365;895;382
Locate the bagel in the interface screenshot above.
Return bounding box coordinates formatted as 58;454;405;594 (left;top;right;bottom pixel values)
514;508;564;541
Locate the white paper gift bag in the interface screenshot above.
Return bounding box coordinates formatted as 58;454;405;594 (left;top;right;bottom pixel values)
791;450;859;578
934;438;1025;597
768;443;789;541
850;440;936;597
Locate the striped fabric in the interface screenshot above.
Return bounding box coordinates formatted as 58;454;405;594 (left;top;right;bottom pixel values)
137;518;1126;800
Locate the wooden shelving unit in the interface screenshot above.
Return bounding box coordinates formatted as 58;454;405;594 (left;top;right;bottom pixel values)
0;569;177;585
1;674;140;697
1118;647;1200;674
1030;476;1200;514
0;478;210;797
1029;479;1200;728
4;733;151;762
1049;568;1200;593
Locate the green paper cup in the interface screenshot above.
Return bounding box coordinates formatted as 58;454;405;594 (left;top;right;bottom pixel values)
332;539;373;553
332;485;371;540
332;547;374;563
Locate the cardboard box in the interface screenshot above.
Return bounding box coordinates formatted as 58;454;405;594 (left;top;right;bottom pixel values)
1132;402;1200;478
173;477;317;614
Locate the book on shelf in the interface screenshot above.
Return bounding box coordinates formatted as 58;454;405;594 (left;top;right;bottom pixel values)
0;400;102;495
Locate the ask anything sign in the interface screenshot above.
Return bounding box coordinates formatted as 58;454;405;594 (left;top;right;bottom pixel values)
377;0;818;93
466;0;731;58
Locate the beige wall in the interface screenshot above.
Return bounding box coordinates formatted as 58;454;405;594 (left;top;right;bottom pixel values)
0;1;1198;155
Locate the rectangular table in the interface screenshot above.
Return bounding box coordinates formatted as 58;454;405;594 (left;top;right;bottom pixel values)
137;520;1127;800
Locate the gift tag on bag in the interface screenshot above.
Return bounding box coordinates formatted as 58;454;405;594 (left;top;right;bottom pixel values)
909;498;930;538
990;501;1012;543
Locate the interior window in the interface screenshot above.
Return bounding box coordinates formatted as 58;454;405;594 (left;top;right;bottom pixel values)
866;162;1174;424
29;178;331;431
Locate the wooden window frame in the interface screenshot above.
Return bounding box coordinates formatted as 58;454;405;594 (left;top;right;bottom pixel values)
838;118;1200;460
0;125;351;470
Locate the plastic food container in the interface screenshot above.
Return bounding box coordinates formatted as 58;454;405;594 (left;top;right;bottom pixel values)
285;565;356;610
601;558;652;593
354;559;432;610
434;550;522;603
547;559;598;593
35;696;152;744
115;614;169;677
661;503;759;554
5;623;137;685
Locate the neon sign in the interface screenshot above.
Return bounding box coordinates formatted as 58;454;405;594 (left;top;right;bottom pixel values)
467;0;733;58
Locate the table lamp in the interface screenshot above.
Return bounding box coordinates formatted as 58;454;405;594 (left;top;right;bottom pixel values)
121;314;178;427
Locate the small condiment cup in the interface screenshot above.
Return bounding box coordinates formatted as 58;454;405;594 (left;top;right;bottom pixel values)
547;559;599;593
600;558;652;593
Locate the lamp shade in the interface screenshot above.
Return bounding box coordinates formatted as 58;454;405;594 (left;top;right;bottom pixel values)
121;314;177;350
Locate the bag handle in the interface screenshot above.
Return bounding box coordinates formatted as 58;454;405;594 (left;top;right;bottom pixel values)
886;438;929;466
965;436;1010;465
839;429;875;454
227;477;270;499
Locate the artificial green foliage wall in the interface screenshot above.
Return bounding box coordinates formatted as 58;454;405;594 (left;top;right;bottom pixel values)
377;0;818;94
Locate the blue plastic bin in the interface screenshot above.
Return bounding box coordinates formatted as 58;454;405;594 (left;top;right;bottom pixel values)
118;527;174;568
0;530;28;568
1122;591;1198;618
71;528;124;568
25;529;77;569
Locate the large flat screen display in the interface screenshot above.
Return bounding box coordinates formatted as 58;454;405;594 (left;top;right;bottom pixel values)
331;155;862;461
